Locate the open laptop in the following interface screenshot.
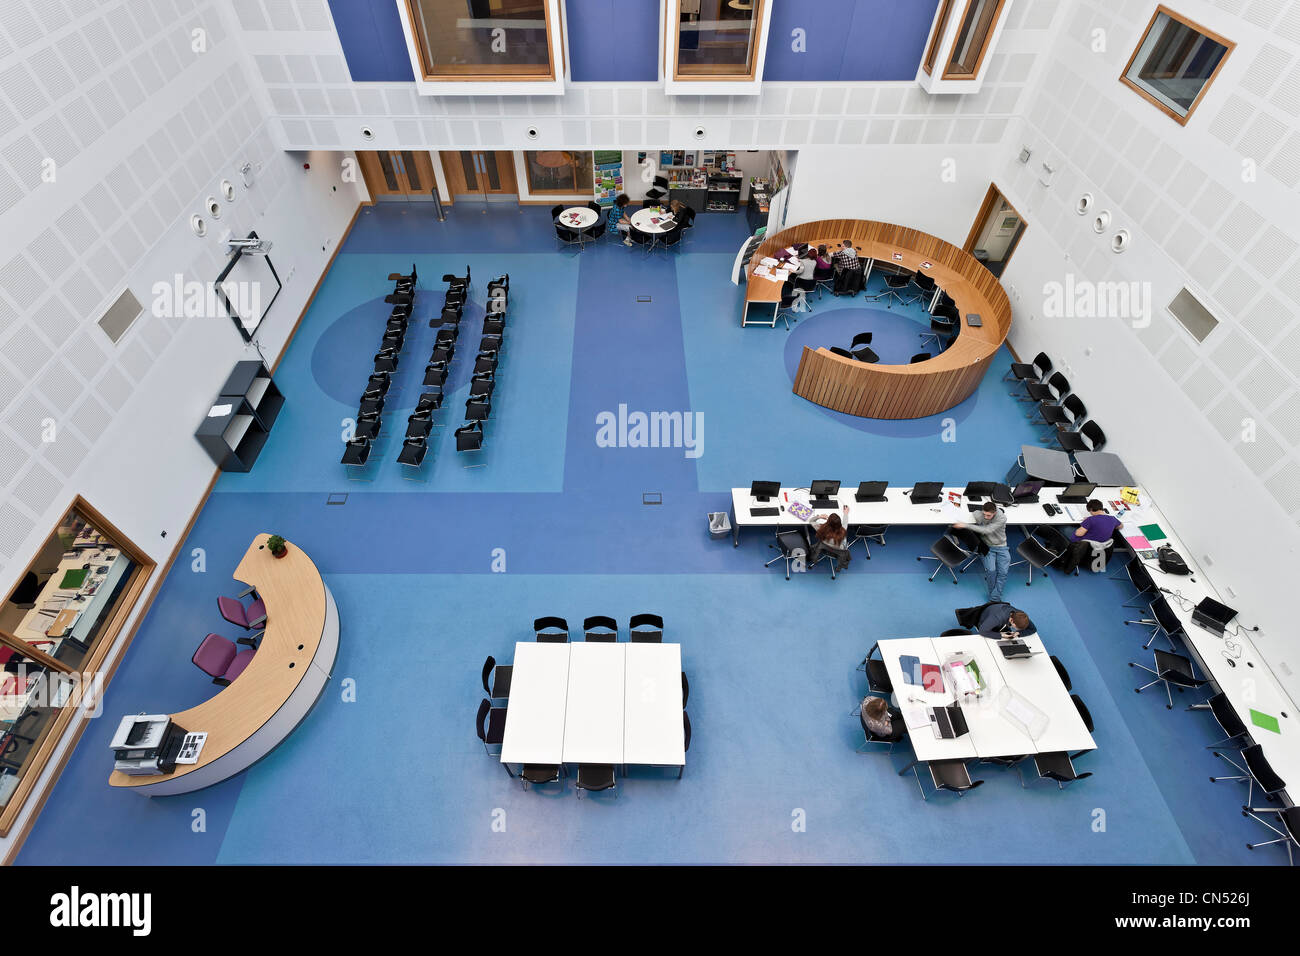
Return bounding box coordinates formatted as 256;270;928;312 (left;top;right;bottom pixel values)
963;481;996;501
1056;481;1097;504
854;480;888;503
931;704;970;739
908;481;944;504
1192;597;1237;636
1012;480;1044;503
996;639;1039;660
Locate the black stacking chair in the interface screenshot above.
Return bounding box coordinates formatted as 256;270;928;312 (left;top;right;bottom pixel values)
354;411;381;441
1070;694;1094;759
629;613;663;643
480;333;503;355
1245;807;1300;865
1188;692;1249;749
483;314;505;336
466;395;491;422
583;615;617;642
681;672;689;708
455;421;484;463
575;764;617;799
437;304;462;327
381;330;404;351
678;712;691;778
415;391;443;417
476;698;508;758
358;389;385;417
389;263;417;284
1037;393;1086;432
430;343;454;365
1024;371;1070;405
1014;529;1067;585
481;655;511;704
367;370;391;394
534;616;569;642
550;204;563;219
475;350;498;374
1211;743;1286;808
435;326;456;347
373;348;399;373
443;264;469;289
487;274;508;296
1005;350;1051;386
397;436;427;470
644;175;669;203
520;764;564;791
424;361;448;389
1030;752;1092;789
920;760;983;800
1050;655;1071;691
857;641;892;694
1130;649;1208;708
1057;420;1106;454
918;533;974;583
852;345;880;363
1124;596;1185;650
471;371;495;400
341;438;370;472
855;701;905;755
405;412;433;440
909;352;931;364
1119;559;1156;607
941;628;973;636
829;346;854;359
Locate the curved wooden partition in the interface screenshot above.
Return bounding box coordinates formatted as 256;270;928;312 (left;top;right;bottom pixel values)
748;220;1012;419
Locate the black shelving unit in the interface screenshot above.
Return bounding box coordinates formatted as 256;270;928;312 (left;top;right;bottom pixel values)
195;361;284;472
706;174;741;213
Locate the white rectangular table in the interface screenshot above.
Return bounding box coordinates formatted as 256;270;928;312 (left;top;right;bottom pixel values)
624;642;685;766
501;642;684;768
562;643;625;764
498;642;571;765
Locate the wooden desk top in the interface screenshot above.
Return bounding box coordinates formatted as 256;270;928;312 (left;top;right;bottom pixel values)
109;534;326;788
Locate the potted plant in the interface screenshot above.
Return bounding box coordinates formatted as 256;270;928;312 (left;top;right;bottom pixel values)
267;535;288;559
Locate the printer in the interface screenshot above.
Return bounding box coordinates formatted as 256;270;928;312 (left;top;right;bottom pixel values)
110;713;187;776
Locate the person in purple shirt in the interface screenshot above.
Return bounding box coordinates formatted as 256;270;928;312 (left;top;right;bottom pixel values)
1061;499;1122;574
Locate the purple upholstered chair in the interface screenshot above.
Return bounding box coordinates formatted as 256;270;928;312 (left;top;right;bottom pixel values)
192;634;257;687
217;591;267;631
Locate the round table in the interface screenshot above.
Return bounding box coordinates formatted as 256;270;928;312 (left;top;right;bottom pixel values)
630;208;676;234
558;206;598;229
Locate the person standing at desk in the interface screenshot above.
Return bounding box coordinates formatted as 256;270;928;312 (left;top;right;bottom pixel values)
1060;499;1122;574
953;501;1010;602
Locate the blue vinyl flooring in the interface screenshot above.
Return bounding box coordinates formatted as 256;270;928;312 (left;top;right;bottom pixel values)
16;204;1279;864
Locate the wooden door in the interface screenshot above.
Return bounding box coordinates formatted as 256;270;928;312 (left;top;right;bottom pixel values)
359;151;436;199
964;184;1026;279
440;151;518;199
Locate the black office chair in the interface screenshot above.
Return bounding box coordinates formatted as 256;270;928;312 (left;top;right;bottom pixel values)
423;361;448;389
644;175;669;203
1211;743;1286;808
629;613;663;643
1031;752;1092;789
909;352;931;364
922;760;984;800
918;533;974;583
520;763;565;791
1118;559;1156;608
1187;692;1249;749
846;523;887;558
1013;529;1067;585
829;346;854;359
1130;649;1208;709
920;316;956;350
1005;350;1051;386
793;272;817;312
812;261;835;298
1245;806;1300;865
678;712;691;779
583;615;617;642
534;616;569;642
940;628;973;636
766;528;826;579
481;655;512;704
1057;420;1106;454
1050;655;1072;691
858;641;893;694
774;280;798;331
856;701;905;755
1023;371;1070;405
1124;597;1184;650
575;764;617;799
476;698;508;758
681;672;689;709
874;272;918;308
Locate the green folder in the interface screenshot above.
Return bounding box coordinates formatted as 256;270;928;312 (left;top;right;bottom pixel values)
1138;523;1167;542
58;568;88;589
1250;710;1281;734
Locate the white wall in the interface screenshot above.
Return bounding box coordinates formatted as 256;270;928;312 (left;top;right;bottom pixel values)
992;0;1300;707
0;0;363;860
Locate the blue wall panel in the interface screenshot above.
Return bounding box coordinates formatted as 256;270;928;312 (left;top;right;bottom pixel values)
327;0;416;82
762;0;939;81
567;0;659;81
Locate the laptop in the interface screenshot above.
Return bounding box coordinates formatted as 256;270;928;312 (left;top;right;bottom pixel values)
963;481;997;501
1012;480;1044;503
1192;597;1237;635
1056;482;1097;504
854;480;888;503
931;705;969;739
996;639;1038;660
909;481;944;504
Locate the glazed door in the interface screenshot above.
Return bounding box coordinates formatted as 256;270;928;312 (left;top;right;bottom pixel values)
440;151;518;203
359;151;435;199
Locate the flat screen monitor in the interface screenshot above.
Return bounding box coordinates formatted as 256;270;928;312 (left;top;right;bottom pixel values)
909;481;943;503
1057;482;1097;503
810;480;840;498
750;480;780;502
855;481;888;502
963;481;996;500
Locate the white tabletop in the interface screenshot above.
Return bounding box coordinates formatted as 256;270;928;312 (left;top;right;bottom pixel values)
879;637;976;763
630;207;676;234
1002;634;1096;754
932;634;1037;759
499;642;570;764
562;642;626;764
559;206;598;229
624;642;685;765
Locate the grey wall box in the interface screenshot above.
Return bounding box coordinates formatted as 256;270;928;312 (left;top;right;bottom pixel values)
195;361;284;472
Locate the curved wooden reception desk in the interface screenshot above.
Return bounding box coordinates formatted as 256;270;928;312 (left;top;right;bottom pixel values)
109;534;338;796
747;220;1012;419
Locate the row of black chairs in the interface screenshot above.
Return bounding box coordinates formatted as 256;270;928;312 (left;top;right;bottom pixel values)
342;264;420;475
452;272;509;463
1005;351;1107;458
532;613;664;643
857;641;1097;797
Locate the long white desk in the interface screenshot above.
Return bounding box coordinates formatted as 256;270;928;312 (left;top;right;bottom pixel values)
500;642;685;769
877;634;1095;768
728;484;1126;546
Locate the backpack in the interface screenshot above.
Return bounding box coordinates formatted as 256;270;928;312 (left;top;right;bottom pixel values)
1155;545;1190;575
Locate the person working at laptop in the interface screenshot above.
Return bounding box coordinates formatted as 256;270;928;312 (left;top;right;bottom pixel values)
1059;499;1122;575
952;501;1009;601
954;603;1037;639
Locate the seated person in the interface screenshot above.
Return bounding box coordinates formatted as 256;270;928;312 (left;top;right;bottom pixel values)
1060;499;1122;574
810;509;851;571
814;244;834;272
612;194;633;246
954;602;1037;639
861;695;905;742
797;250;818;283
832;239;859;272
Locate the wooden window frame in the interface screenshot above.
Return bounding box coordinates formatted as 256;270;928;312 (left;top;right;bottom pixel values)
671;0;767;83
403;0;559;83
940;0;1008;81
0;496;155;836
522;150;594;195
922;0;956;76
1119;5;1235;126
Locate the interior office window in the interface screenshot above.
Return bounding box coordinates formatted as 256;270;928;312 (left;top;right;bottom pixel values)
406;0;554;79
1121;6;1233;124
922;0;956;75
1167;287;1220;342
524;151;594;194
943;0;1006;79
0;502;146;821
675;0;764;79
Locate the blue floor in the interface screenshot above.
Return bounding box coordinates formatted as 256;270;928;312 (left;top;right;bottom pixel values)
16;205;1278;864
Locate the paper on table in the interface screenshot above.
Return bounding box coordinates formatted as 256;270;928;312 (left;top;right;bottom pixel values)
1125;534;1152;550
1138;523;1167;542
760;256;778;266
208;403;233;418
1250;709;1281;734
901;703;932;732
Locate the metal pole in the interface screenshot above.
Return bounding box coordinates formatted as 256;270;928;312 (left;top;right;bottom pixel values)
430;184;446;221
